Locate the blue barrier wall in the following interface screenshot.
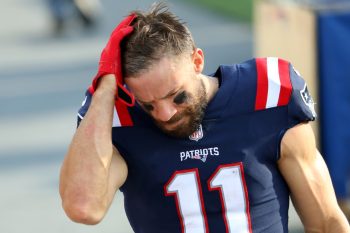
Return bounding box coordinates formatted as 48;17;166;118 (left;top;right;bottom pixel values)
318;10;350;198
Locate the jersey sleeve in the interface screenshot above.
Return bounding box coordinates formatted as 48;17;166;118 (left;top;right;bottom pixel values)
287;64;317;126
77;90;93;127
253;57;316;124
76;88;135;128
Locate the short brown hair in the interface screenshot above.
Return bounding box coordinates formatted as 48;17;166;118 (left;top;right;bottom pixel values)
122;2;196;77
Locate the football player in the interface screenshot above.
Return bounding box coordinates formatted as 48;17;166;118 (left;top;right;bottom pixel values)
60;3;350;232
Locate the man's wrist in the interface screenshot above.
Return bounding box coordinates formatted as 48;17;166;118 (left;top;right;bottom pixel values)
95;74;117;95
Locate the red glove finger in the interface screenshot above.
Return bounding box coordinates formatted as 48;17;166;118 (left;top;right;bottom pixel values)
90;14;136;106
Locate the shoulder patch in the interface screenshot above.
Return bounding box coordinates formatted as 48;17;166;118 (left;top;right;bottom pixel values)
255;57;292;110
300;84;317;118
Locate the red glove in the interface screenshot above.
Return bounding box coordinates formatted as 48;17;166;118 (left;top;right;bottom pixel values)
90;14;136;106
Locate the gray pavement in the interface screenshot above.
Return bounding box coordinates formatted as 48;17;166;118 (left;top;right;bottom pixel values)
0;0;303;232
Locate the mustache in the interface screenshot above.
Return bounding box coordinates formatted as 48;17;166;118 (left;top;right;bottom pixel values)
165;111;186;124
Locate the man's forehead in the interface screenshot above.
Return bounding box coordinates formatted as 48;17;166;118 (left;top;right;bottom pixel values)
125;57;188;102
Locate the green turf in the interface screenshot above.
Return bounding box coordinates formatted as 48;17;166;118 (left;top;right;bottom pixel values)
183;0;253;22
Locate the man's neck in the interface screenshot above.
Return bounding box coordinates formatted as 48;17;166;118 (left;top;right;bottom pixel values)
201;74;219;103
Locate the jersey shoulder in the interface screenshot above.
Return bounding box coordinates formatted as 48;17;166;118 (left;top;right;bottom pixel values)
221;57;316;122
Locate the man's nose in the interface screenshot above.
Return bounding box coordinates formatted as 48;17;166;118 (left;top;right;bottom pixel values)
152;102;177;122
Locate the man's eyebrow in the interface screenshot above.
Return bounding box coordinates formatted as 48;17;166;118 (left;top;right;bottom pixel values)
137;88;180;104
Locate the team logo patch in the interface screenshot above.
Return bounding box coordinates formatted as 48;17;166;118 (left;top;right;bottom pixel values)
189;124;203;141
189;124;203;142
300;84;316;118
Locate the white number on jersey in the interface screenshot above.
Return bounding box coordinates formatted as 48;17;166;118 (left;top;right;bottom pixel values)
165;163;252;233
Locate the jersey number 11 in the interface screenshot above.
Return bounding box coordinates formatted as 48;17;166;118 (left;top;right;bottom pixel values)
164;162;252;233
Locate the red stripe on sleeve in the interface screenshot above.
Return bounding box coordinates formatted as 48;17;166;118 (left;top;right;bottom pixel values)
277;59;292;106
115;100;134;126
255;58;269;110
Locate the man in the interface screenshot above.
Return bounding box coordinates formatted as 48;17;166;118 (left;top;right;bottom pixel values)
59;3;350;233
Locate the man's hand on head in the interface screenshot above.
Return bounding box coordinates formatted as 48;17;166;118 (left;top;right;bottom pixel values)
90;14;137;106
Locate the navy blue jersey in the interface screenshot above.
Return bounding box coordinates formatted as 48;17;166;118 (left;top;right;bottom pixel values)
77;57;316;233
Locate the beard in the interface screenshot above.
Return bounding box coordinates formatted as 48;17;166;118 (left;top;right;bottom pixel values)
154;79;208;138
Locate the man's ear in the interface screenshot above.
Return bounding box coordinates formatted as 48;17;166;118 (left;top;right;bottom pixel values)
192;48;204;74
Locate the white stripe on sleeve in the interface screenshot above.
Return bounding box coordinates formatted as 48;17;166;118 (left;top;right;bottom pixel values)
266;57;281;109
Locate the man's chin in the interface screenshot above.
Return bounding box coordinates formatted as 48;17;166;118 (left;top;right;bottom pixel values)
158;122;199;139
161;128;192;138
